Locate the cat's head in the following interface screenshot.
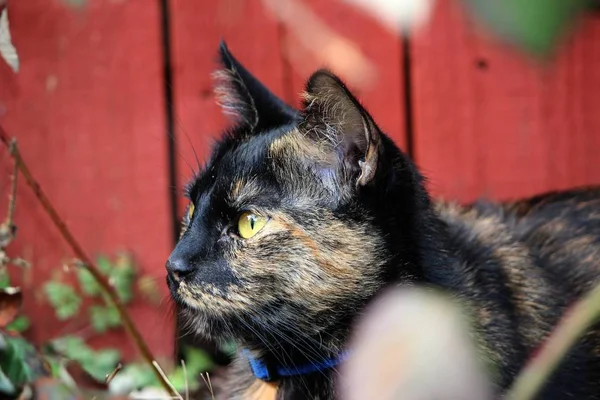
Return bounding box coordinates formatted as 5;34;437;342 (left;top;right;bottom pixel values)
166;43;432;351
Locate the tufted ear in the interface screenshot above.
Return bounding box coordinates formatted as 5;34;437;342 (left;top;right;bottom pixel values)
214;41;298;132
301;70;382;187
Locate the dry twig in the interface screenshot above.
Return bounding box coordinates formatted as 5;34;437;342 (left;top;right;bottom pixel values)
0;126;179;398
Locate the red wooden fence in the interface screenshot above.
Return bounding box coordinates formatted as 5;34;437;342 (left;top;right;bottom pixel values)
1;0;599;362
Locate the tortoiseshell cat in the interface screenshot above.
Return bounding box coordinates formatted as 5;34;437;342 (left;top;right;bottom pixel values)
166;42;600;400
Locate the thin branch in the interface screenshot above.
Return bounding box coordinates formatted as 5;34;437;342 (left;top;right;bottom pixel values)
0;126;178;398
6;138;18;229
506;281;600;400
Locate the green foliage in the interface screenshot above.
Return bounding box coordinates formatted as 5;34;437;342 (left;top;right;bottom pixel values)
6;315;30;333
44;281;82;320
0;335;33;395
461;0;590;56
51;336;121;382
108;346;213;395
111;254;136;303
90;304;121;333
0;271;9;289
76;268;100;297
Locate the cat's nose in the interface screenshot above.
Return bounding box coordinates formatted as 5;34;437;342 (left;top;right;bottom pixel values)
166;257;193;281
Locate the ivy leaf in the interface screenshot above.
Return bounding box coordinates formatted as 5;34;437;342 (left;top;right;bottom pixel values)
181;346;213;375
96;256;113;275
0;335;33;394
50;336;120;382
84;349;120;382
76;268;100;297
44;282;81;320
111;254;136;304
108;363;155;395
90;305;122;333
6;315;30;333
89;305;109;333
0;272;10;289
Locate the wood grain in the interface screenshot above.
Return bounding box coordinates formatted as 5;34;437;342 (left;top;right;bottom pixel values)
410;0;600;202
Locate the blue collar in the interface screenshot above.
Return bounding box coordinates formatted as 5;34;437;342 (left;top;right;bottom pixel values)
242;349;350;382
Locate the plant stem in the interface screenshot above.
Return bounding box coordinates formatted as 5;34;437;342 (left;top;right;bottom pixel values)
0;126;178;397
506;282;600;400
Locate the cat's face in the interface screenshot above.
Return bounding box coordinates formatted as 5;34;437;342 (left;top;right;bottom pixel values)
166;43;397;347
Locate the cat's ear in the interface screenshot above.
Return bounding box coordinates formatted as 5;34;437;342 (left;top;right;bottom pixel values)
301;70;382;186
214;41;298;131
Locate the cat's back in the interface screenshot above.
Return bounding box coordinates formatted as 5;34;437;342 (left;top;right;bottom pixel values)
438;186;600;295
434;187;600;398
501;187;600;294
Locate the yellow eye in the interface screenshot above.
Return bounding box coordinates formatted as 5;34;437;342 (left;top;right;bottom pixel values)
187;202;195;220
237;212;267;239
179;202;195;239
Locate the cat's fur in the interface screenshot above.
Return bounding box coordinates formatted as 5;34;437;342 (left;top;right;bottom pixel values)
166;42;600;399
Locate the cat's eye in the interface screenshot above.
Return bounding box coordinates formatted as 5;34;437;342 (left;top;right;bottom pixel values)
187;202;195;220
237;212;267;239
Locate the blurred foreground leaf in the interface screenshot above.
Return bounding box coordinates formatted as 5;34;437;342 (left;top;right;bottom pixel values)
51;336;121;382
461;0;589;56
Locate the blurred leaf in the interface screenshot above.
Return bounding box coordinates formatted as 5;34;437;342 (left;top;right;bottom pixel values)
108;363;156;395
89;305;109;333
90;305;122;333
0;287;21;328
0;335;33;394
219;340;237;358
50;336;120;382
96;256;112;275
112;254;136;303
86;349;121;382
44;282;81;320
461;0;589;56
0;271;9;289
137;275;161;304
76;268;100;297
181;346;213;374
6;315;30;333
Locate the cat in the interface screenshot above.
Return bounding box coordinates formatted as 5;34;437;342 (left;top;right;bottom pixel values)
166;42;600;400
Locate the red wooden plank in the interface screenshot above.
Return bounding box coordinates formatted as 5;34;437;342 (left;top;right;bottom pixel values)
0;0;173;360
170;0;289;214
283;0;407;149
410;0;600;202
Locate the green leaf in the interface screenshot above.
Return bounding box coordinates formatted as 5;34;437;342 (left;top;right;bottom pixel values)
76;268;100;297
44;282;82;320
89;305;109;333
0;272;10;289
96;256;113;275
181;346;213;375
108;362;156;394
0;336;33;393
461;0;589;56
50;336;92;361
111;258;136;304
82;348;120;382
6;315;30;333
90;305;122;333
50;336;120;382
105;305;122;328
